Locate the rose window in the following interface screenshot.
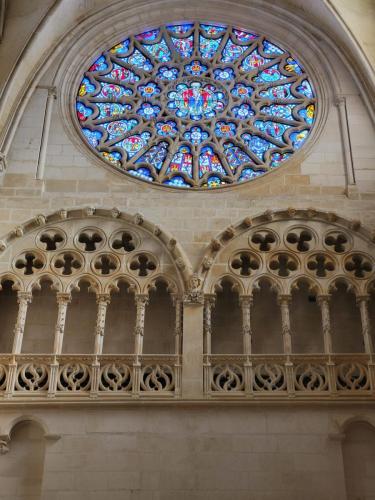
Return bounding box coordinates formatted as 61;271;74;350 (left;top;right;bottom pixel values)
76;23;316;189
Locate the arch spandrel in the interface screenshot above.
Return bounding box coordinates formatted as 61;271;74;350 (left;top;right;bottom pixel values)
199;209;375;296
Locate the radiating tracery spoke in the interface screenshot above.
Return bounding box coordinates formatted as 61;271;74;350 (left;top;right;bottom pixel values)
76;22;316;189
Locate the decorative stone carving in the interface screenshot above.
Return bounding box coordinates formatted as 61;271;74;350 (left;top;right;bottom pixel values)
184;273;204;304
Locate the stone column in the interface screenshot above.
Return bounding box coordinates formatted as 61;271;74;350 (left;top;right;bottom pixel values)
12;292;32;354
240;295;252;355
278;295;292;354
182;285;204;398
317;295;333;354
94;294;111;355
133;294;148;357
203;295;215;355
53;293;71;354
335;95;356;195
173;296;183;356
36;87;56;180
357;295;373;354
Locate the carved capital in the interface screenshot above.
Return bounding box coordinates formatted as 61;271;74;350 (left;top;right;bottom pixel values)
184;290;204;305
135;294;149;307
17;291;32;304
317;294;331;306
277;294;291;306
96;293;111;305
239;295;253;307
56;292;71;305
356;294;369;305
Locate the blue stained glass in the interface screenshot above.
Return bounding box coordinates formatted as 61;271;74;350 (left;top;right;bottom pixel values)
270;151;291;166
183;126;209;145
240;50;272;71
135;29;159;41
167;81;226;120
185;60;208;76
136;141;169;171
76;102;93;122
110;39;130;56
138;81;161;97
96;103;132;119
290;130;308;148
259;83;293;99
206;176;227;188
231;83;253;99
214;68;235;81
221;39;247;63
298;104;315;125
167;146;193;176
233;29;258;42
255;65;288;83
156;66;179;80
156;120;178;137
102;151;122;165
83;129;102;147
242;133;274;161
97;83;132;99
199;146;226;176
199;35;222;59
89;56;108;72
171;36;194;58
296;80;314;98
200;24;226;36
254;120;291;139
223;142;252;170
239;168;265;181
79;77;96;96
232;103;254;119
101;119;138;139
121;49;153;71
167;24;194;34
215;121;237;138
260;104;296;120
78;23;316;188
128;167;154;181
137;102;161;119
121;132;151;158
142;38;171;62
262;40;284;56
107;64;140;83
163;176;191;187
284;57;303;74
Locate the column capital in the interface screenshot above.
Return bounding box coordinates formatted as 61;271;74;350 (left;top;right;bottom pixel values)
204;294;216;306
17;291;32;303
135;293;149;306
96;293;111;305
56;292;71;305
334;95;346;107
356;294;370;304
317;294;331;305
239;294;253;306
277;294;291;305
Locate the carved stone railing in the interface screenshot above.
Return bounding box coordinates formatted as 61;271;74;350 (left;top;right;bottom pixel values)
204;354;375;399
0;354;181;400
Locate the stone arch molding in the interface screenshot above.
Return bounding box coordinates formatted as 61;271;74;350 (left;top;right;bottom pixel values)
0;207;192;294
198;208;375;296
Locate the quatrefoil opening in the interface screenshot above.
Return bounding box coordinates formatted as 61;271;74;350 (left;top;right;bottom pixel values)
129;254;157;277
230;252;260;276
344;253;373;279
269;253;298;277
52;252;83;276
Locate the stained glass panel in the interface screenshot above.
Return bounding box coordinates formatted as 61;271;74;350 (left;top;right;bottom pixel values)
77;22;316;188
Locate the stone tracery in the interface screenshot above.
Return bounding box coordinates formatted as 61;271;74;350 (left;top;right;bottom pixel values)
76;22;316;188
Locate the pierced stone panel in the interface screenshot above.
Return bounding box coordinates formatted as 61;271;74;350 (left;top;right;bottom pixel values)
13;251;45;275
110;230;139;254
140;364;174;391
129;253;157;277
92;253;120;276
269;252;298;277
51;251;84;276
230;251;260;276
249;229;278;252
37;228;67;251
344;253;373;279
324;230;351;254
306;253;336;278
74;227;106;252
99;363;132;391
15;363;49;391
285;227;315;252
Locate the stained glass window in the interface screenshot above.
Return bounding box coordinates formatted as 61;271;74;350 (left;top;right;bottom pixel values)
76;22;316;189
